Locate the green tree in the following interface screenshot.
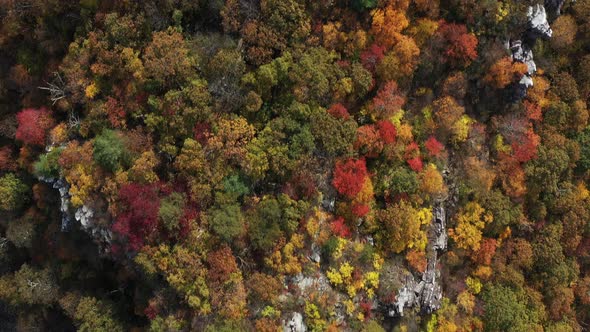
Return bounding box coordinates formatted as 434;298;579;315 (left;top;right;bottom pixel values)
158;192;186;232
33;148;63;178
150;315;186;332
310;108;357;157
482;190;524;236
248;195;308;252
0;173;28;211
93;130;128;172
208;204;244;242
575;126;590;173
352;0;378;11
481;284;545;332
74;297;124;332
375;166;418;196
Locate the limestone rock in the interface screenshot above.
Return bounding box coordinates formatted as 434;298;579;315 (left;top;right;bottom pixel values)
309;243;321;263
509;39;538;100
75;205;94;230
46;178;73;232
528;4;552;39
510;40;536;75
432;205;448;251
283;312;306;332
419;260;442;314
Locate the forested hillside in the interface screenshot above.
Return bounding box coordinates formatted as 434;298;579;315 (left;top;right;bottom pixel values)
1;0;590;331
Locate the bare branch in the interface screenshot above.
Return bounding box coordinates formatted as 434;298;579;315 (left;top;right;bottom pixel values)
38;72;66;105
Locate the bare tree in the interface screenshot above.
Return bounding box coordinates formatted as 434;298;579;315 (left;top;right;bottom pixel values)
38;72;66;105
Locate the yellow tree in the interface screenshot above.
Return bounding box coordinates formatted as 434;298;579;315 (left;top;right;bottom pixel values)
432;96;465;139
370;5;409;49
135;245;211;314
377;35;420;83
420;163;447;198
484;57;528;89
127;150;159;184
143;28;196;88
175;138;218;204
450;202;493;251
377;201;431;253
551;15;577;49
58;141;99;207
207;116;256;167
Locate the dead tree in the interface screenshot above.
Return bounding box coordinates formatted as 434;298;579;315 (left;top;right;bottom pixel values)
38;72;66;105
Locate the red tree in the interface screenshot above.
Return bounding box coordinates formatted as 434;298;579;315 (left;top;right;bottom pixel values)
331;217;351;238
332;158;368;198
112;183;161;251
404;142;424;172
361;43;386;72
328;103;351;120
193;122;212;146
0;147;15;171
377;120;397;144
15;108;54;146
104;97;126;128
355;124;383;157
371;81;406;119
471;238;497;265
511;127;540;163
524;101;542;121
352;203;371;217
407;157;423;172
425;136;444;157
437;22;478;67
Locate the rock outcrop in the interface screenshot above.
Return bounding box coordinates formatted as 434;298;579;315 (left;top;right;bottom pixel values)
432;205;447;251
386;204;446;317
510;40;536;100
528;4;553;39
40;175;112;250
39;177;72;231
283;312;306;332
509;4;554;100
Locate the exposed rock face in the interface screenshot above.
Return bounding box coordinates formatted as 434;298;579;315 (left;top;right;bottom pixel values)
293;273;332;294
510;40;536;100
386;204;446;317
387;275;418;317
39;177;73;231
511;40;536;76
509;4;554;100
419;260;442;314
283;312;306;332
309;243;321;263
528;4;553;39
432;205;447;251
321;196;335;212
385;260;443;316
75;205;94;229
40;176;112;250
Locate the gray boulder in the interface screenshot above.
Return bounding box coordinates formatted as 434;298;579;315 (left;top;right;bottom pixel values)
283;312;306;332
528;4;552;39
